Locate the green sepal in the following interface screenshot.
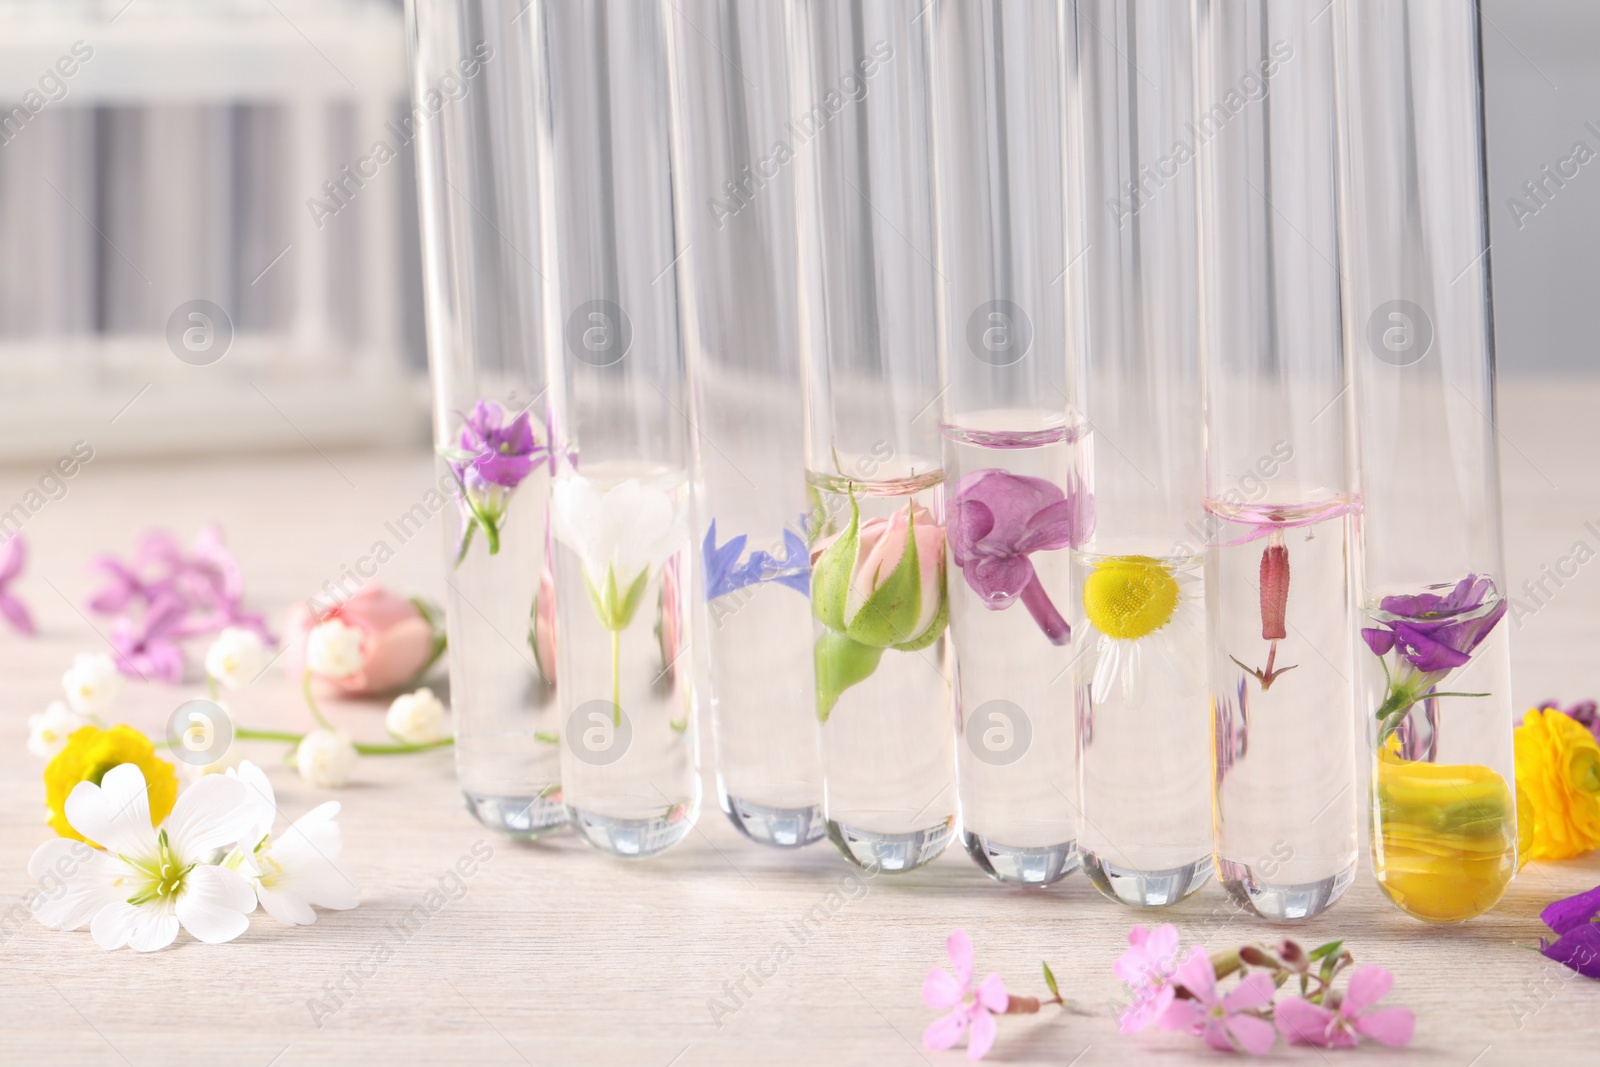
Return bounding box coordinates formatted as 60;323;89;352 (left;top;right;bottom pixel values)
811;488;860;631
1042;961;1060;1000
814;629;884;723
892;577;947;652
845;500;925;648
586;564;651;632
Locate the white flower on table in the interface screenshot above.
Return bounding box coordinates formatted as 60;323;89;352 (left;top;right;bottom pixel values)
27;763;258;951
224;761;359;926
551;474;685;630
295;729;358;788
386;687;446;744
305;618;364;678
61;652;122;715
204;627;265;690
27;700;85;758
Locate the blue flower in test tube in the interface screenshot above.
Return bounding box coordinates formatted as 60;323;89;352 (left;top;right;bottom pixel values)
702;522;810;601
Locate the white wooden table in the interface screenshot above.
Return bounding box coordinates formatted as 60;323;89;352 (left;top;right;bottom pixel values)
1;377;1597;1066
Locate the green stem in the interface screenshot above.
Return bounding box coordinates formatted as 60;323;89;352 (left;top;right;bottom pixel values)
354;738;454;755
302;669;335;733
483;516;501;555
207;675;220;702
611;628;622;726
454;519;477;567
236;728;306;744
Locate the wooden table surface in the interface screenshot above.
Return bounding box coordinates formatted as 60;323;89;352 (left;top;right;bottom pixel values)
1;377;1598;1066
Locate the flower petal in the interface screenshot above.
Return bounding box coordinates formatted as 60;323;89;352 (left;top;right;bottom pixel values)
1221;971;1277;1014
1361;627;1396;656
1541;884;1600;936
91;900;179;952
966;1008;998;1061
175;865;255;944
65;763;156;858
1340;965;1393;1016
227;760;278;845
256;884;318;926
1542;923;1600;978
1225;1012;1278;1056
1353;1007;1416;1048
164;773;254;857
922;1009;969;1051
923;967;964;1010
1170;946;1216;1003
974;973;1008;1013
1156;997;1203;1033
26;839;119;931
947;928;975;986
1274;997;1337;1046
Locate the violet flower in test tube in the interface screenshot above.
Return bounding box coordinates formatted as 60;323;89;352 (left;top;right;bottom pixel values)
949;470;1092;646
441;399;547;563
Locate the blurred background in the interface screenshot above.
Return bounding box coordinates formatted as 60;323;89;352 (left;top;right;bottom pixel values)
0;0;1591;462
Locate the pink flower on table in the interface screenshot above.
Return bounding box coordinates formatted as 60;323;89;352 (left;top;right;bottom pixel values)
1158;947;1277;1056
0;535;37;635
923;929;1009;1061
109;593;189;684
1274;965;1415;1049
282;585;441;697
1114;924;1182;1033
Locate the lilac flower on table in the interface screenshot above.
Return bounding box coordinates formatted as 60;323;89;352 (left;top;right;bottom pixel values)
949;469;1091;645
1361;573;1508;736
0;534;37;635
1539;883;1600;979
441;400;547;564
110;593;190;684
702;522;809;601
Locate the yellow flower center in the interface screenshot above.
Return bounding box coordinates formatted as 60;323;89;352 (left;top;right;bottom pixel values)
1083;555;1180;640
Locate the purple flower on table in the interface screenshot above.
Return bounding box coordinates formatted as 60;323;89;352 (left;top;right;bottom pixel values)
1362;574;1507;734
949;469;1092;645
443;400;547;563
1540;884;1600;979
702;522;809;601
110;593;189;684
0;534;37;635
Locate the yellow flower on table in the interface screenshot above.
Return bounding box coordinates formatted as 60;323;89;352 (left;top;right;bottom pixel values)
1515;708;1600;861
44;724;177;845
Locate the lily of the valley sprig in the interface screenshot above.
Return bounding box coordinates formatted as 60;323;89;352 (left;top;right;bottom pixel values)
552;473;687;722
440;399;548;564
810;489;947;721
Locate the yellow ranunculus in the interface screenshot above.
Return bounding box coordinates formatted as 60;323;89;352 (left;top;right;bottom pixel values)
1515;708;1600;861
44;724;177;845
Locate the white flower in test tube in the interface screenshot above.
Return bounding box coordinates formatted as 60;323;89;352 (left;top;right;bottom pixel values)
28;763;259;951
305;619;364;678
27;700;85;758
61;652;123;715
224;761;359;926
205;627;266;690
386;687;447;744
551;474;686;631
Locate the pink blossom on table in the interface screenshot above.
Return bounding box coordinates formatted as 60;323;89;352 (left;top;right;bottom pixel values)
1157;947;1278;1056
1274;966;1415;1049
1114;924;1182;1034
0;534;37;636
922;929;1009;1061
109;593;189;684
282;585;441;697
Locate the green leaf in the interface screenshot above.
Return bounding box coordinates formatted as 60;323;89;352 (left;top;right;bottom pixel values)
814;629;884;722
811;488;859;631
1307;939;1343;962
1042;961;1060;1000
846;501;923;647
616;567;651;630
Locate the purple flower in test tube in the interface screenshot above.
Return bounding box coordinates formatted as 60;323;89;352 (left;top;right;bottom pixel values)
1362;574;1507;731
949;469;1092;646
444;400;547;562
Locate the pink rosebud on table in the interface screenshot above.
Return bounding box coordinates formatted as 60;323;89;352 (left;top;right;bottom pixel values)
283;585;444;697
